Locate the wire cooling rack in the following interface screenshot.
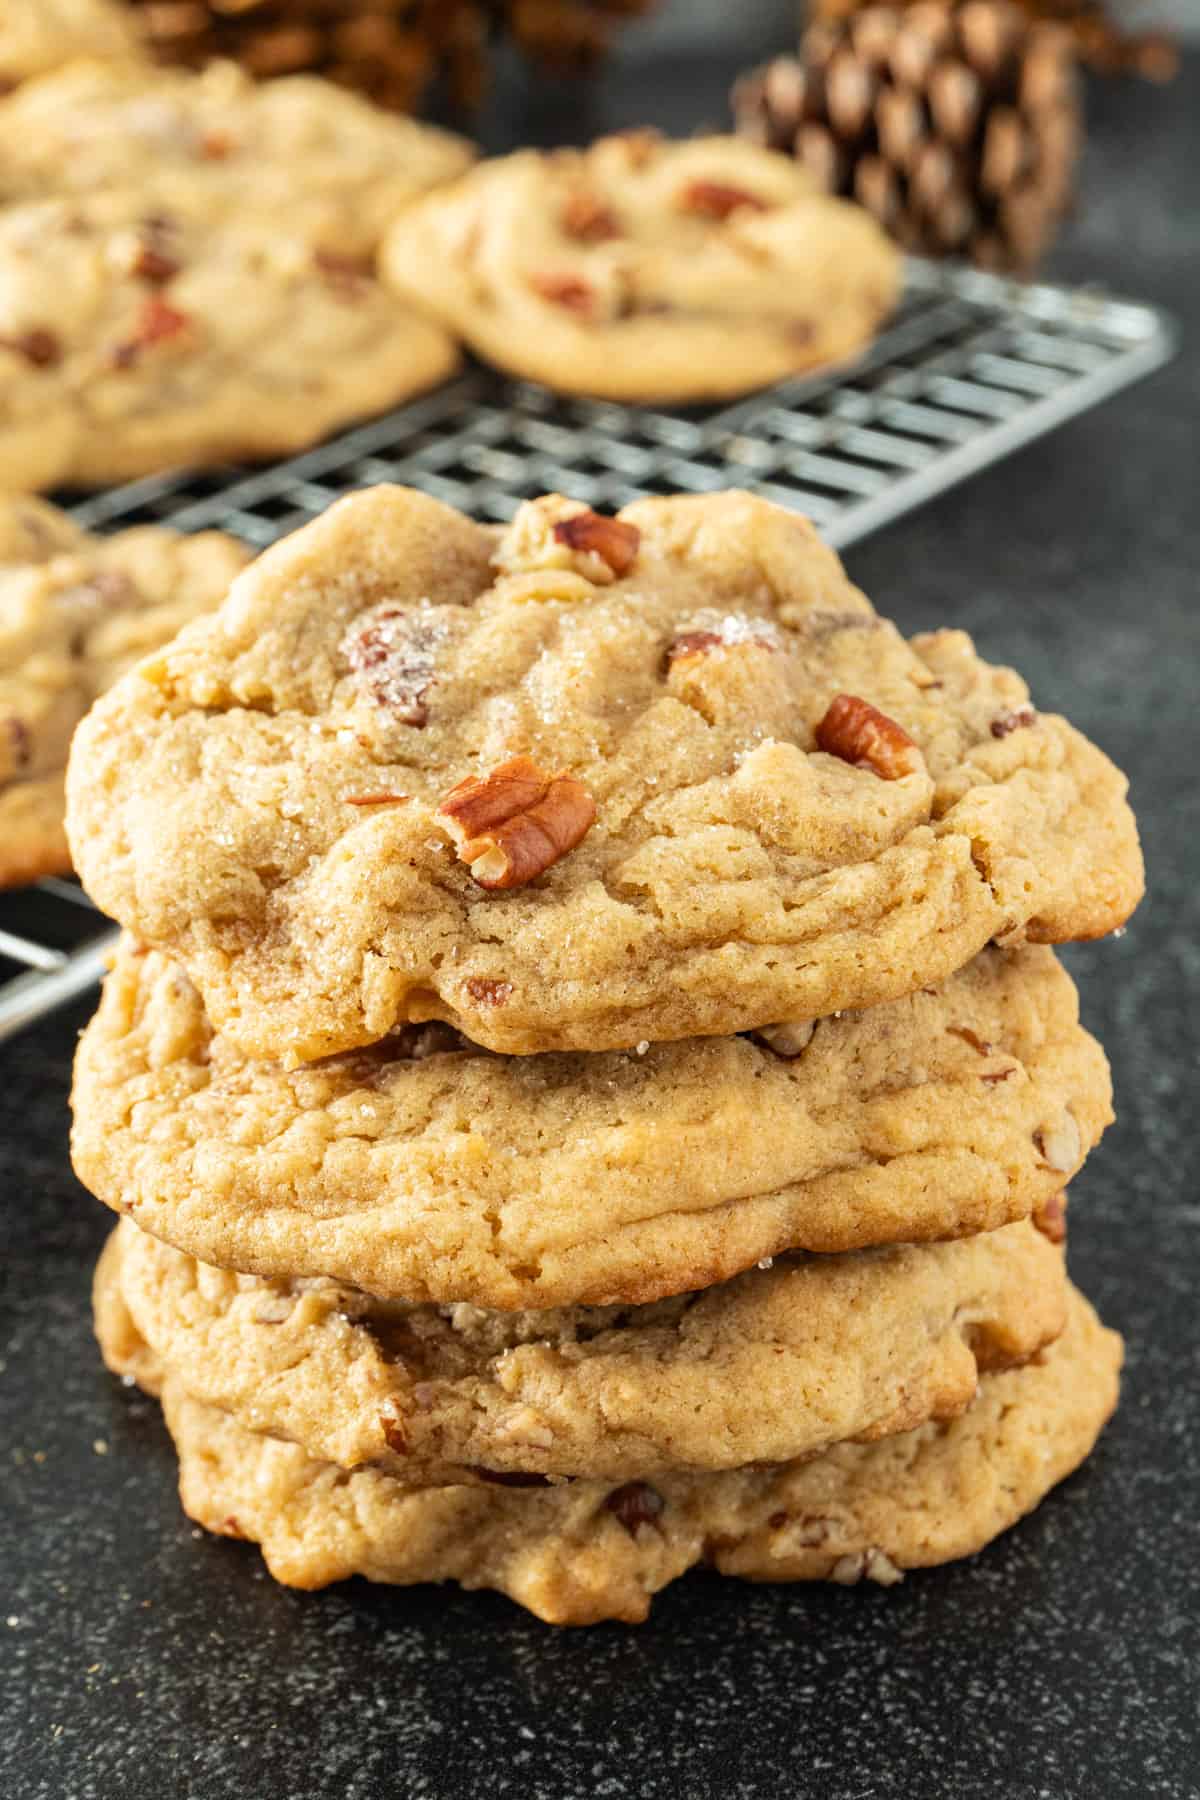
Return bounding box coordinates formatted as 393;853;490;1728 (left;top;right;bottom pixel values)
0;258;1177;1043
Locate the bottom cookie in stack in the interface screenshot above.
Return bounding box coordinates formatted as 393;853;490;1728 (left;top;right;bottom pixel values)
93;1219;1120;1625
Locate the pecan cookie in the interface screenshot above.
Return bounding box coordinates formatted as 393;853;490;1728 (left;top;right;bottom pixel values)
73;939;1107;1306
67;488;1142;1061
0;58;473;249
380;133;901;401
1;502;249;887
0;190;459;490
98;1272;1121;1624
98;1213;1067;1487
0;0;141;89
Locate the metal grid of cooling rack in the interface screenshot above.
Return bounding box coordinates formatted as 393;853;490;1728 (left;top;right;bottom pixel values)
0;257;1177;1043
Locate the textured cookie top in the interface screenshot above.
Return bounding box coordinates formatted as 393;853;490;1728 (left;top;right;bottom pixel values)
73;939;1107;1306
0;0;140;87
0;191;458;490
67;486;1142;1061
102;1277;1120;1624
102;1215;1067;1487
381;132;901;401
1;503;249;887
0;58;473;247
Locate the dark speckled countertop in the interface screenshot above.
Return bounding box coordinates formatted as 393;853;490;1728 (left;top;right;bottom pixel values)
3;46;1198;1800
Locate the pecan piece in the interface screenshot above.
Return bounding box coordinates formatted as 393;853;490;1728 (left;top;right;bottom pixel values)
991;705;1037;738
665;618;779;668
552;509;640;576
756;1018;815;1058
605;1481;665;1535
110;295;191;367
438;755;596;890
529;271;596;315
342;603;456;725
1034;1114;1081;1174
815;694;925;780
561;190;621;243
1;328;61;368
679;179;771;220
464;977;514;1007
1033;1193;1067;1244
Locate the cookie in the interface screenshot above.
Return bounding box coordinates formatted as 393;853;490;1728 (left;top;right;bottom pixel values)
0;58;473;250
98;1212;1067;1486
380;132;901;402
67;488;1142;1062
0;0;140;90
73;938;1107;1306
99;1273;1121;1624
1;506;250;887
0;190;460;491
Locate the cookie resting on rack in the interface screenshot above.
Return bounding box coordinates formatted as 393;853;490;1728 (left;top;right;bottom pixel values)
0;191;460;491
0;0;141;89
66;486;1143;1060
73;939;1106;1306
380;132;902;402
98;1212;1069;1487
96;1270;1122;1625
0;497;249;888
0;58;473;248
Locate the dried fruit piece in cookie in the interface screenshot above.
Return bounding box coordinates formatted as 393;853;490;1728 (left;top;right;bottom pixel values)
0;190;459;490
100;1271;1122;1625
72;939;1111;1308
380;134;902;401
0;58;473;249
67;486;1142;1060
0;503;248;888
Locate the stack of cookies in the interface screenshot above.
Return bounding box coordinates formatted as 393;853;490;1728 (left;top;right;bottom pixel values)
67;486;1139;1625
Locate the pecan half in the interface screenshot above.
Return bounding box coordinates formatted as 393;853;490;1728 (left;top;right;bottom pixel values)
815;694;926;780
561;190;620;243
679;179;771;220
552;509;640;576
605;1481;665;1535
1033;1193;1067;1244
990;705;1037;739
438;755;596;890
529;271;596;315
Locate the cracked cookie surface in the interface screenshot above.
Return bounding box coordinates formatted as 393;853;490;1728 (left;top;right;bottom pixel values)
98;1213;1068;1486
67;487;1142;1061
0;498;249;886
97;1275;1121;1624
73;939;1108;1305
380;133;901;401
0;58;473;242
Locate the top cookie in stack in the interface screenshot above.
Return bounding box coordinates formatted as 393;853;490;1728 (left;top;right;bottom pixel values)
67;486;1143;1063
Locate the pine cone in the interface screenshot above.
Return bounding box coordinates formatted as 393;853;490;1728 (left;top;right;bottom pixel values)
733;2;1083;272
128;0;659;115
808;0;1179;80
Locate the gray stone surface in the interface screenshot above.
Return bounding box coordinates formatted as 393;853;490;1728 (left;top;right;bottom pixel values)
2;51;1198;1800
